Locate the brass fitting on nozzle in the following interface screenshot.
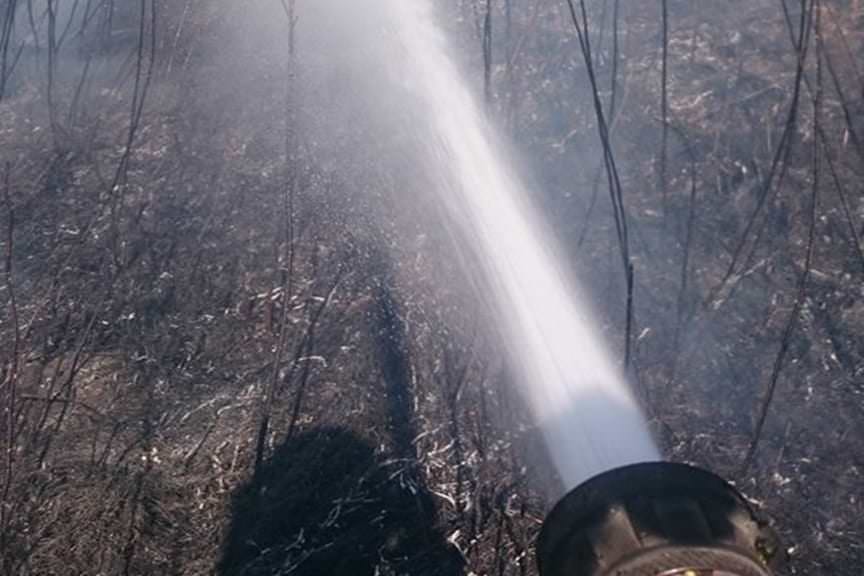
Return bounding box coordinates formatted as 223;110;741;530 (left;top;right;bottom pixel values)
537;463;780;576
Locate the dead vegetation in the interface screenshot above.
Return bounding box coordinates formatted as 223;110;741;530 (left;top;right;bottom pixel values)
0;0;862;574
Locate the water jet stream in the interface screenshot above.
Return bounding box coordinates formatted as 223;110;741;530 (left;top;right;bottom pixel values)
378;0;660;490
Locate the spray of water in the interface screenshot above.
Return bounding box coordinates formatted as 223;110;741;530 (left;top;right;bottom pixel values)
378;1;660;490
294;0;660;490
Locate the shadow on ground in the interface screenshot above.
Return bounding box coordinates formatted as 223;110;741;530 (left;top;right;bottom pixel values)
218;427;464;576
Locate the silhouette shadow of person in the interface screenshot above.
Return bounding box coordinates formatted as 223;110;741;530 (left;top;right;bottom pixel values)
219;427;465;576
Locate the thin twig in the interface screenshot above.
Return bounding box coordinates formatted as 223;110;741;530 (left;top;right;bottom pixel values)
741;0;823;473
703;0;814;312
254;0;298;483
286;265;346;439
564;0;635;366
0;163;19;539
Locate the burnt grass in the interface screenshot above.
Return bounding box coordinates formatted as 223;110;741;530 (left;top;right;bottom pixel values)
1;1;863;575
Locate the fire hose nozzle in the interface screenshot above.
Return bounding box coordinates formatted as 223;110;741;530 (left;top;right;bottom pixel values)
537;462;781;576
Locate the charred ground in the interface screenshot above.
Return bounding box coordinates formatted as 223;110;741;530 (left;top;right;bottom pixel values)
0;1;862;574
